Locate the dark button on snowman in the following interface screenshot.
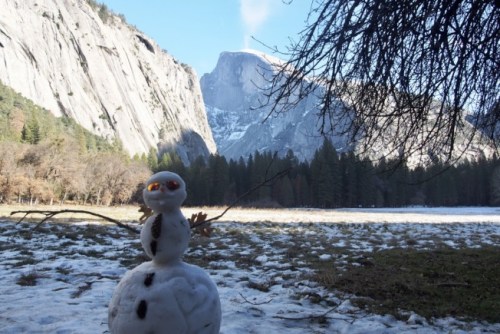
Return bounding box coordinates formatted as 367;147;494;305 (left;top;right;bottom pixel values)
108;171;221;334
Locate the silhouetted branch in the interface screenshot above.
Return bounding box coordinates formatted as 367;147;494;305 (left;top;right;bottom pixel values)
258;0;499;165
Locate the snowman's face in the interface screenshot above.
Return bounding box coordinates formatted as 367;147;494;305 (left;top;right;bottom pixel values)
143;171;187;212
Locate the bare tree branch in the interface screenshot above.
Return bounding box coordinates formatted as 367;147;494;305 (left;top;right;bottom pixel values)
11;209;140;234
259;0;499;165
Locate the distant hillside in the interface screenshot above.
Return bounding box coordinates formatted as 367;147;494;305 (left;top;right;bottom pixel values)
0;80;119;151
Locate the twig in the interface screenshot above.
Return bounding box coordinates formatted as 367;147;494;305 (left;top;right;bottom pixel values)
273;305;357;324
238;292;273;305
11;209;140;234
273;305;341;321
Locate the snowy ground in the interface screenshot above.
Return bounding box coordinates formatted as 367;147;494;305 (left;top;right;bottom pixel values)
0;207;499;333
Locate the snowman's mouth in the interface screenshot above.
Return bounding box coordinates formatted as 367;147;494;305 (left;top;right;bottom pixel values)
149;192;175;201
148;196;176;209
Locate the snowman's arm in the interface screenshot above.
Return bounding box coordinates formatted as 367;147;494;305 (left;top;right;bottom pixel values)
11;209;141;234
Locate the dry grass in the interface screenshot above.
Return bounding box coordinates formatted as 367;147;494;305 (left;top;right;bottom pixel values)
16;270;47;286
310;246;500;323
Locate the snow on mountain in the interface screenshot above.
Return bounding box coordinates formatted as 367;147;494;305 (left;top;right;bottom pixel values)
0;0;216;163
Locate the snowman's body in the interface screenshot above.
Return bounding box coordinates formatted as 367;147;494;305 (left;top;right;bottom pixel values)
108;261;221;333
108;172;221;334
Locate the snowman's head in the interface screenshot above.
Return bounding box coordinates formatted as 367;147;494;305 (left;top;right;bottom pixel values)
143;171;187;212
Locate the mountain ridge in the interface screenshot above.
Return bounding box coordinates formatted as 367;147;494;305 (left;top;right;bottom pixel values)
201;50;496;165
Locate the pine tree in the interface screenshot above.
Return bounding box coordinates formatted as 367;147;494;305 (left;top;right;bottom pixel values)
75;127;87;154
310;139;339;207
207;154;230;205
21;124;31;143
185;156;209;205
491;163;500;206
273;176;294;207
158;153;173;171
147;148;158;171
20;115;41;144
357;157;376;207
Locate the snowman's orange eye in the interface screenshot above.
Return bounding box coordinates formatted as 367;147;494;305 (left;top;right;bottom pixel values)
147;182;161;192
166;180;180;191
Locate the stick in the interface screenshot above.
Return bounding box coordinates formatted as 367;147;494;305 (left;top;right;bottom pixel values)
273;305;357;324
238;293;273;305
11;209;140;234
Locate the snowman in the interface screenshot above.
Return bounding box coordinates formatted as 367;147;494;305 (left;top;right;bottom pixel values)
108;171;221;334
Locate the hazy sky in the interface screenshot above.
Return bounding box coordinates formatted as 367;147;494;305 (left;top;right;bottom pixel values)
99;0;312;76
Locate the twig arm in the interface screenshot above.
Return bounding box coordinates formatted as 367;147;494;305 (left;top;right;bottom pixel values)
10;209;140;234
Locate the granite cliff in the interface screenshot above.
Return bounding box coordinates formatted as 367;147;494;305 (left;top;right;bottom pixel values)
0;0;216;163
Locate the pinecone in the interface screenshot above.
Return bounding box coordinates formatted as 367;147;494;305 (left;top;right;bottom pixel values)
151;214;162;239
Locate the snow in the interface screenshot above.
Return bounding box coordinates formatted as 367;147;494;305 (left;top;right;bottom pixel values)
0;207;499;333
239;49;286;69
227;131;247;141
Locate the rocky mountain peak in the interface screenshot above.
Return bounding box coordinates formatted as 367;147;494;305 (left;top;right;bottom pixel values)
201;50;350;162
201;51;273;109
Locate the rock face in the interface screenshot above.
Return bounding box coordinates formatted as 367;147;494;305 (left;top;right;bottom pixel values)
201;50;495;164
0;0;216;162
201;50;350;161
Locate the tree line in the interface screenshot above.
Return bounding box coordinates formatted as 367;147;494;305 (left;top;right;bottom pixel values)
148;139;500;208
1;79;498;207
1;137;498;207
0;139;150;206
0;137;500;208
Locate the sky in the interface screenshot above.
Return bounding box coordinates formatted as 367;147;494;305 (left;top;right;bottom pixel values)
99;0;312;76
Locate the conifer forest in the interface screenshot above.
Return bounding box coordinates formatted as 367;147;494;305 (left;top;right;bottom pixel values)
1;136;498;208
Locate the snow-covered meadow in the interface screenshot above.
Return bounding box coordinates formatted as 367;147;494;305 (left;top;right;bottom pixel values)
0;206;499;333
